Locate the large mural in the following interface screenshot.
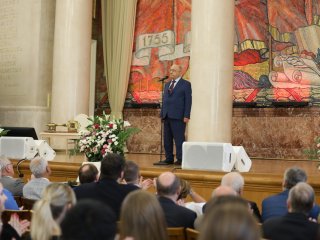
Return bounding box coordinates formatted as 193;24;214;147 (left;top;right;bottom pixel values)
96;0;320;108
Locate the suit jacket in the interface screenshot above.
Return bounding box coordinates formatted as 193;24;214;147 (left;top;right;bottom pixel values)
262;212;319;240
74;178;139;219
158;196;196;228
261;190;320;222
160;78;192;120
23;178;51;200
0;176;24;196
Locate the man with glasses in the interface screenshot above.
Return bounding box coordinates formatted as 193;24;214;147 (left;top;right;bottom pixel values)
0;156;25;196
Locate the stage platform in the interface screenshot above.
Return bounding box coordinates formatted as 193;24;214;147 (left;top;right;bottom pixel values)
12;152;320;212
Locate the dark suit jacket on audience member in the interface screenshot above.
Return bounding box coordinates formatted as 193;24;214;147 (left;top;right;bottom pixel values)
261;189;320;222
74;178;139;219
248;200;262;222
262;212;319;240
158;196;196;228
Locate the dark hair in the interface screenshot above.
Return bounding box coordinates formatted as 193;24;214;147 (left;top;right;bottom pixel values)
61;199;117;240
156;174;180;196
78;164;99;184
123;160;140;184
283;167;307;189
100;153;126;180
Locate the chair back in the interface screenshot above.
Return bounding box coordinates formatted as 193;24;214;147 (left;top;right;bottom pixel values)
1;210;32;224
167;227;186;240
21;197;37;210
185;228;199;240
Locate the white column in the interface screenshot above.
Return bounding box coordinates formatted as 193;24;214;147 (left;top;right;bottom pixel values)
51;0;93;124
188;0;234;142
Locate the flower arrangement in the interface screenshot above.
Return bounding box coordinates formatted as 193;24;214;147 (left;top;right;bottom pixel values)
303;137;320;160
0;128;9;137
77;113;139;162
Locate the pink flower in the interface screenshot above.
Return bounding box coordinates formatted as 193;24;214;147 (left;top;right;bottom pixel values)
109;123;113;128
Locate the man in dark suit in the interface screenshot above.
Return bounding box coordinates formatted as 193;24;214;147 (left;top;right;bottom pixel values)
262;182;319;240
261;167;319;222
156;172;196;228
74;153;139;219
157;64;192;165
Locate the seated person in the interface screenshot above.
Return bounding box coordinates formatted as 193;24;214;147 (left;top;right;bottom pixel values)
262;167;320;222
262;182;319;240
23;157;51;200
78;164;99;184
156;172;196;228
61;199;117;240
0;156;24;196
123;160;153;190
177;178;206;216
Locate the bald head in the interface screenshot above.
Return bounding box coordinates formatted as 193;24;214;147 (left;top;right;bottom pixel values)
156;172;180;197
212;186;237;198
221;172;244;195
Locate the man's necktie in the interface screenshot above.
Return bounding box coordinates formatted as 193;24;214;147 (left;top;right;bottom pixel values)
168;80;175;94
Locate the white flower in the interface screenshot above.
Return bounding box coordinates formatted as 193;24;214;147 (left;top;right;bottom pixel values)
0;128;3;134
124;121;131;127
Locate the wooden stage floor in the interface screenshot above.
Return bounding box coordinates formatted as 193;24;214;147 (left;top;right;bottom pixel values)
53;151;320;177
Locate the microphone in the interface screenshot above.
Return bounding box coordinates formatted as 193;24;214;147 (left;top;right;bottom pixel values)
158;76;169;82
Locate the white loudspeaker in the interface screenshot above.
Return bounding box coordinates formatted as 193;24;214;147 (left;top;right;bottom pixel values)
182;142;236;172
0;137;37;160
34;140;56;161
233;146;252;172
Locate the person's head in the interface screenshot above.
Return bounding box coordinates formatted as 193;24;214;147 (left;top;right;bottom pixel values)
78;164;99;184
283;167;307;190
156;172;181;200
0;182;7;214
169;64;182;80
100;153;126;181
199;195;260;240
61;199;117;240
31;183;76;240
211;186;237;198
0;155;14;177
177;178;191;200
30;157;51;178
120;190;168;240
287;182;314;215
221;172;244;195
123;160;140;184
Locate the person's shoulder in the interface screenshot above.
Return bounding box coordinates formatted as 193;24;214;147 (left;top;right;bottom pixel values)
262;191;283;203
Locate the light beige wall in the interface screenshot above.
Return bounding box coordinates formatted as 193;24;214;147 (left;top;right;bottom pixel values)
0;0;55;134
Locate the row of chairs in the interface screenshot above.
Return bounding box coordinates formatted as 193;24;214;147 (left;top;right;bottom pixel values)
167;227;199;240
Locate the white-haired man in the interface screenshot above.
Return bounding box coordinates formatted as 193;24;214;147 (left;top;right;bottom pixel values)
23;157;51;200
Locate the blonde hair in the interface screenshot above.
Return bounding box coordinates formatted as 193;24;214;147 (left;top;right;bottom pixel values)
120;190;168;240
30;183;76;240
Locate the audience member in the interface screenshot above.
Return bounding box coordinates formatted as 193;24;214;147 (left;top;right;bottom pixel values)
74;153;139;219
156;172;196;228
61;199;117;240
221;172;262;222
0;156;24;196
123;160;153;190
120;190;168;240
262;182;319;240
30;182;76;240
198;195;261;240
78;163;99;184
261;167;320;222
23;157;52;200
0;183;30;240
177;178;206;216
0;164;19;210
